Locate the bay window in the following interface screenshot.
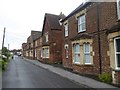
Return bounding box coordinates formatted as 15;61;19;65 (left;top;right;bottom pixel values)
73;44;80;64
84;43;91;64
114;37;120;69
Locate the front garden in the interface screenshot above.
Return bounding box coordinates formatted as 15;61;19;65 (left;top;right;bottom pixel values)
0;47;13;72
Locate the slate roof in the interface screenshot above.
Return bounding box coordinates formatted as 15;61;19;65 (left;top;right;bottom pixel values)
27;31;42;43
70;33;94;41
32;31;42;41
46;13;63;30
42;13;65;35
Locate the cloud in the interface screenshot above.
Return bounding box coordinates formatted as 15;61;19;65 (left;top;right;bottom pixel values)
0;0;84;50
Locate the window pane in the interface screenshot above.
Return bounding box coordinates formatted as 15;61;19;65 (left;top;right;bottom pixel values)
78;15;86;32
66;50;68;59
80;25;82;31
75;54;80;62
73;44;80;63
83;23;86;31
84;44;90;52
81;15;85;23
116;54;120;67
85;54;90;63
78;17;81;24
116;38;120;52
84;44;91;64
76;44;80;52
78;25;80;32
65;24;68;36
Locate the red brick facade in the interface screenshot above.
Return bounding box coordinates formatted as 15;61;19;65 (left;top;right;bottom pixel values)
21;2;120;86
42;13;64;64
62;2;120;85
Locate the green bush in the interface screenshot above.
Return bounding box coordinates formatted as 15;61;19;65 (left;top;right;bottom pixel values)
98;73;112;83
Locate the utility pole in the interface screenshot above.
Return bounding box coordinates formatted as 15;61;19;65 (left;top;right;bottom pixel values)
1;27;6;59
2;27;6;50
8;44;9;51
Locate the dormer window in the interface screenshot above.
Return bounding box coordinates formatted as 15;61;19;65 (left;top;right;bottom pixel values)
117;0;120;19
78;15;86;32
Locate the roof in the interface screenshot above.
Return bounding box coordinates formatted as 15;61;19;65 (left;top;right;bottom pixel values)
27;31;42;43
42;13;65;35
61;2;92;22
32;31;42;41
70;33;94;41
106;22;120;34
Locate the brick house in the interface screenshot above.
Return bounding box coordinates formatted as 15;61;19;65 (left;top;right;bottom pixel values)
62;1;120;85
34;32;42;60
26;35;33;59
41;13;65;64
25;30;41;60
22;43;27;57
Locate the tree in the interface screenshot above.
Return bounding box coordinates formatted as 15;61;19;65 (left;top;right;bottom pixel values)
2;47;10;60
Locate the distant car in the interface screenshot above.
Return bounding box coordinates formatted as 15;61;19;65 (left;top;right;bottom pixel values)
18;54;21;56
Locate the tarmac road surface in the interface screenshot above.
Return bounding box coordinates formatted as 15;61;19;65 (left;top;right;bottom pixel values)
2;56;87;88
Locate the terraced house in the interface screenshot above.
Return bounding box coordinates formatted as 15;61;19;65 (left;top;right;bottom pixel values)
23;31;42;60
41;13;65;64
22;43;27;57
34;32;42;61
62;1;120;85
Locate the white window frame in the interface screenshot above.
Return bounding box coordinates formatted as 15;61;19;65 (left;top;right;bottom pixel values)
64;23;68;37
41;49;43;57
73;44;80;64
35;49;37;58
114;37;120;70
64;44;69;59
42;48;49;58
83;43;91;64
45;34;48;42
78;15;86;33
66;50;69;59
117;0;120;20
46;48;49;58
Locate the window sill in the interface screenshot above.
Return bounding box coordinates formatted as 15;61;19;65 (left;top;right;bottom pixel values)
42;57;49;59
65;36;68;38
116;19;120;22
78;30;86;33
84;63;93;65
73;63;94;66
112;68;120;71
73;62;80;65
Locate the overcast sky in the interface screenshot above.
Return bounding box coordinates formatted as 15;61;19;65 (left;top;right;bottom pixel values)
0;0;86;50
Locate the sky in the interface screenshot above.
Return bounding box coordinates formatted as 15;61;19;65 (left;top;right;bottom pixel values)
0;0;115;50
0;0;86;50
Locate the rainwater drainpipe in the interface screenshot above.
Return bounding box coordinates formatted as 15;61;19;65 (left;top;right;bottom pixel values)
96;3;102;74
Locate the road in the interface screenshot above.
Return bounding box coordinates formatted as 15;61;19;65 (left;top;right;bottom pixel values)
2;56;87;88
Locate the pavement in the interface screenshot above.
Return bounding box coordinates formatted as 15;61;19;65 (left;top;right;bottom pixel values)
23;57;119;89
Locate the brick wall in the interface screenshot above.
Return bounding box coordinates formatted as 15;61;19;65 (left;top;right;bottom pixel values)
50;30;63;63
62;2;118;75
